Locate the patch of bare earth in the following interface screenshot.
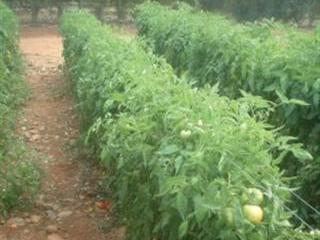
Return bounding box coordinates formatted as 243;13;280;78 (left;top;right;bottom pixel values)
0;26;124;240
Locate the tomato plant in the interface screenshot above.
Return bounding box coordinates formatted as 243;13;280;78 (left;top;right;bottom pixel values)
134;2;320;226
60;10;317;240
0;2;40;215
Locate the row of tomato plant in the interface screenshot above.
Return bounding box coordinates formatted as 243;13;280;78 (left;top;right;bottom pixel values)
0;2;40;215
134;2;320;226
60;10;317;240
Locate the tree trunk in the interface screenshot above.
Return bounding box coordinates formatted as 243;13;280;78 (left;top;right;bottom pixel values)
116;0;126;22
31;6;40;25
78;0;85;9
307;0;318;27
95;2;105;21
57;4;63;20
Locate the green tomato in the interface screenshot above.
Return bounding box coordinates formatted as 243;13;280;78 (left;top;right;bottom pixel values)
197;120;203;127
242;188;264;206
180;130;191;139
243;205;264;224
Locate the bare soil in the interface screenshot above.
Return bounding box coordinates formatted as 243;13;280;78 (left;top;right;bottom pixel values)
0;26;124;240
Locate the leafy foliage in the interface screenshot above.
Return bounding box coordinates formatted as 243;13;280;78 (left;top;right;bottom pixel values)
134;2;320;225
199;0;319;23
0;2;40;215
4;0;320;24
60;10;317;240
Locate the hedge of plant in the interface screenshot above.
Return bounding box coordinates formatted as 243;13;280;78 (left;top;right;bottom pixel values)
134;2;320;225
60;10;318;240
0;2;40;215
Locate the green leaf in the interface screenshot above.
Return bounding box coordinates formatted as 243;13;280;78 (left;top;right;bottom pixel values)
291;147;313;161
159;144;180;155
218;152;226;172
194;195;207;224
178;221;188;239
276;90;309;106
176;192;188;219
276;90;289;103
286;99;309;106
175;156;184;174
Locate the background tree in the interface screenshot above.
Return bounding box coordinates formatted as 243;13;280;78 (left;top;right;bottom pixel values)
3;0;320;25
198;0;320;24
93;0;109;21
54;0;66;19
29;0;44;24
114;0;127;21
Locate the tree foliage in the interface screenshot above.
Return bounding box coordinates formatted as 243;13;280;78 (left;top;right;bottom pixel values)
3;0;319;24
199;0;320;23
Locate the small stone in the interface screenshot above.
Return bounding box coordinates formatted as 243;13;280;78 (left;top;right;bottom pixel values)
25;218;32;223
52;204;60;211
31;134;41;141
64;198;74;203
57;210;72;218
10;224;17;229
24;132;32;139
30;215;41;224
30;129;39;134
46;210;56;220
7;217;25;227
46;225;58;234
48;234;64;240
38;194;45;201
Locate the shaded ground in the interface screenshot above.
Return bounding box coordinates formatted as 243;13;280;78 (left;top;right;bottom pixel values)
0;26;124;240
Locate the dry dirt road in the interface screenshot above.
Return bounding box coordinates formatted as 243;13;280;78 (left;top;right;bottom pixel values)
0;26;124;240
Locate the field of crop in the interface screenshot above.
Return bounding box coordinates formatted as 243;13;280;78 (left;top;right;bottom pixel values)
1;1;320;239
60;9;318;240
134;2;320;227
0;2;39;215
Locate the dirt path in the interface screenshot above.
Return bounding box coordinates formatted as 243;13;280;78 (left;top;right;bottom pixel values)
0;26;123;240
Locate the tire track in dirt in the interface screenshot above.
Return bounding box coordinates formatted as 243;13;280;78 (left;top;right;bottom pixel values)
0;26;124;240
